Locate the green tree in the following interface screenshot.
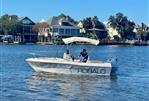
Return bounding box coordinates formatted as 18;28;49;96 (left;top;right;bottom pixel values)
82;17;92;29
92;16;106;29
57;13;77;24
108;12;135;40
0;14;19;35
82;16;107;40
136;23;149;41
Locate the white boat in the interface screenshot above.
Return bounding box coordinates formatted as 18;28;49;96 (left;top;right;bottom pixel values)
26;37;118;76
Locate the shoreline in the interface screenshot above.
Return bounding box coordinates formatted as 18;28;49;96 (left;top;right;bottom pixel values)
0;42;149;46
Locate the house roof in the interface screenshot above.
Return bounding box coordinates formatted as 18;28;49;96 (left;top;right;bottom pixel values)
47;16;58;25
18;17;35;25
47;16;78;27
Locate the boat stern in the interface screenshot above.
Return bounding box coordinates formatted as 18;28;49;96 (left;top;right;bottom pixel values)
107;58;119;75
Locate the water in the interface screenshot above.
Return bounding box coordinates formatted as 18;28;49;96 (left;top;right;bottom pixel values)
0;45;149;101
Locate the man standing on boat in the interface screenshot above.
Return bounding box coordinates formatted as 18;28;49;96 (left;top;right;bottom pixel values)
79;49;88;62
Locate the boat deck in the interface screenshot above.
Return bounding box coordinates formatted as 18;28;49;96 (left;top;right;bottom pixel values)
26;57;112;68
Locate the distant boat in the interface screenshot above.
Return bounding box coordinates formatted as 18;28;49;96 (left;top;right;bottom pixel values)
26;37;118;76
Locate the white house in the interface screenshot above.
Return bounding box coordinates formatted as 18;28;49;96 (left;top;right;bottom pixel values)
47;16;80;38
103;21;120;40
77;21;86;33
107;27;120;40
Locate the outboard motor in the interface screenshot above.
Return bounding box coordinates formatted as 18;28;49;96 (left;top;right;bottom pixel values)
107;57;119;75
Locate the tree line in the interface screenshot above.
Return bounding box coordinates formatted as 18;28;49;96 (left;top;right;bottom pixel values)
0;13;149;41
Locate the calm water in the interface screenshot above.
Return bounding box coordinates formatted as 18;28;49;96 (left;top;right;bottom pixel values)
0;45;149;101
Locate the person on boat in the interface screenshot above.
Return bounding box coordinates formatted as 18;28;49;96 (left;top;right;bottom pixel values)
63;49;71;60
79;49;88;62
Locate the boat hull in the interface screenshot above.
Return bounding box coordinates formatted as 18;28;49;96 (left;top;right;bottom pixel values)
26;58;113;76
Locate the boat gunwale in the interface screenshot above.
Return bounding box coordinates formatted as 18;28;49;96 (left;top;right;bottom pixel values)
26;57;112;68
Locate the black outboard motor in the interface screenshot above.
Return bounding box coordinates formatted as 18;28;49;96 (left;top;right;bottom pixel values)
107;58;118;75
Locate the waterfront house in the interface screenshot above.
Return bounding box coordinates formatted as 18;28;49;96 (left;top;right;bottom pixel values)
77;20;108;40
33;19;51;42
16;17;38;43
107;27;120;40
103;22;120;40
47;16;80;39
77;21;86;34
88;23;108;40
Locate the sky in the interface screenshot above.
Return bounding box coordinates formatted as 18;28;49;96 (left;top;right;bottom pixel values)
0;0;149;25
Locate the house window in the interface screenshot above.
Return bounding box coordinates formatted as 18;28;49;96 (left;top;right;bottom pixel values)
22;19;31;25
59;28;64;35
23;26;31;33
62;22;72;26
65;29;70;35
77;29;80;34
53;28;58;33
71;29;76;35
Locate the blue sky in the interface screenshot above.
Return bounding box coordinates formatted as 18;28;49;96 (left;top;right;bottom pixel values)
1;0;149;24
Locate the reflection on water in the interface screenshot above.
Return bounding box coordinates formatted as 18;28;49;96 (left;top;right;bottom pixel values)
26;73;114;101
